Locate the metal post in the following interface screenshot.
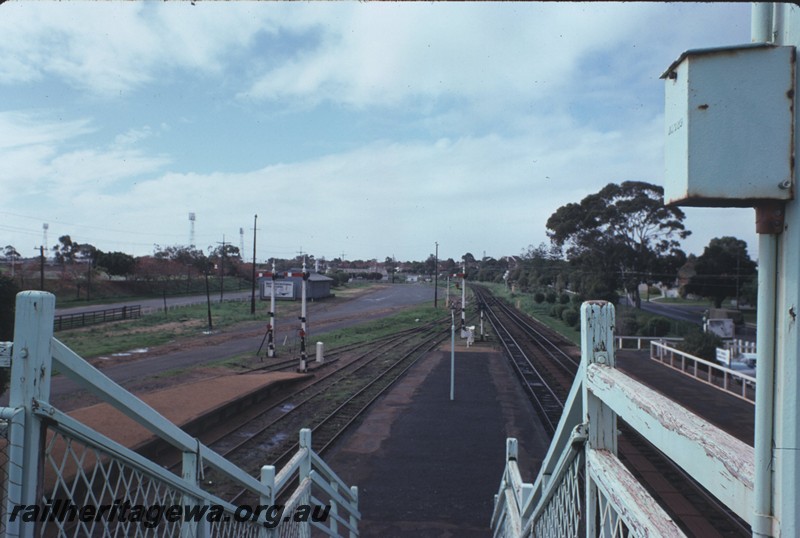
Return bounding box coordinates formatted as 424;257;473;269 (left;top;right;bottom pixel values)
450;306;455;401
754;233;778;538
434;242;439;308
268;260;276;358
581;301;616;538
756;5;797;535
299;259;308;371
260;465;276;538
9;291;55;538
251;214;257;315
181;449;207;538
461;265;466;337
348;486;359;538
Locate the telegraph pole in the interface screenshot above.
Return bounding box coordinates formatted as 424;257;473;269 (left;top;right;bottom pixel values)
38;246;44;290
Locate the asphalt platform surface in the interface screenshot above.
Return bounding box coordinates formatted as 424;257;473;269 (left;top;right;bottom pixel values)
325;342;551;537
616;349;754;445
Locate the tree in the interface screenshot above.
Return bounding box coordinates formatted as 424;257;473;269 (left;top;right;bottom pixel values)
546;181;690;307
4;245;20;277
684;236;756;308
96;251;136;277
53;235;77;265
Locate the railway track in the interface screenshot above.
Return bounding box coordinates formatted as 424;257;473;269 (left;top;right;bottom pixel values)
186;316;452;503
472;285;749;537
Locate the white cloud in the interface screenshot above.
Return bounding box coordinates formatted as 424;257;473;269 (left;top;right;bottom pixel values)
0;2;757;262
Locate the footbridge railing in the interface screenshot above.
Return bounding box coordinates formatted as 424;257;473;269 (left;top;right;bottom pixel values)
491;301;753;537
0;291;359;538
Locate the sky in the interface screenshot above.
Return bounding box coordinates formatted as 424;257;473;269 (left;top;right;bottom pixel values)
0;2;757;265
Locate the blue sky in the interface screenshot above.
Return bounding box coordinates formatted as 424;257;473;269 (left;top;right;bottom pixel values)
0;2;755;265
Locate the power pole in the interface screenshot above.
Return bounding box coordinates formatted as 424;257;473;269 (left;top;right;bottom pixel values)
251;215;258;315
38;246;44;290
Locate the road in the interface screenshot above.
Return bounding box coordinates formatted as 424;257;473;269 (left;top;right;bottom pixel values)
55;291;254;315
627;298;756;340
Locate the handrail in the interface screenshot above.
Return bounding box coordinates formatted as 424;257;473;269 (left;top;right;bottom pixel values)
4;291;359;537
650;340;756;402
615;335;683;350
491;301;754;537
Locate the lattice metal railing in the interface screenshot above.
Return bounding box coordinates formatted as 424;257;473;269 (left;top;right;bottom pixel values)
530;448;583;538
491;302;753;537
1;291;359;538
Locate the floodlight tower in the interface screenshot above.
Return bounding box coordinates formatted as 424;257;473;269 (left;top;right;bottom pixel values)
188;212;196;248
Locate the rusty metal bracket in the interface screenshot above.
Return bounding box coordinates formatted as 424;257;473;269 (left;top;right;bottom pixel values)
756;202;786;234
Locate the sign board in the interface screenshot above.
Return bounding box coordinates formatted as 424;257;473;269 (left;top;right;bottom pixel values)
261;280;294;299
705;318;735;339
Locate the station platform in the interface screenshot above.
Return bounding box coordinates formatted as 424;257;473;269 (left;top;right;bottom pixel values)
66;371;311;453
616;349;754;445
325;342;552;537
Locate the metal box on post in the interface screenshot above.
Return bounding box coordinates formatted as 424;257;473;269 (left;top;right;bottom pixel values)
662;44;795;207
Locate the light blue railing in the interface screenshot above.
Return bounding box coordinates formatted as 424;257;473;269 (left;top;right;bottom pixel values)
491;302;753;537
1;291;359;538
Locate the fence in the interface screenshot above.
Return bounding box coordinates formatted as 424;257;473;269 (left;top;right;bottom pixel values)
491;302;753;537
53;305;142;331
650;340;755;402
1;291;359;537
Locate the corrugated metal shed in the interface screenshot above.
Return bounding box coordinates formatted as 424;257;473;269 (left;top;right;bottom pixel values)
259;272;334;301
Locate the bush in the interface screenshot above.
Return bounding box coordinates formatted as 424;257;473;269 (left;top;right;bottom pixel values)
619;316;640;336
559;293;570;304
571;293;585;306
550;304;567;319
643;317;671;337
533;292;545;304
678;330;722;361
545;291;557;304
561;308;580;327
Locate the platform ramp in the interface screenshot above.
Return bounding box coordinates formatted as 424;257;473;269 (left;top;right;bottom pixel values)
490;302;753;537
0;291;359;538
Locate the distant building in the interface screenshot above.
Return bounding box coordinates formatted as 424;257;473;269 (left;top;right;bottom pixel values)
258;271;334;301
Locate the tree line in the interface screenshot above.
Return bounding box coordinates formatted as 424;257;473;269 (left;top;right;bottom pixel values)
2;181;757;309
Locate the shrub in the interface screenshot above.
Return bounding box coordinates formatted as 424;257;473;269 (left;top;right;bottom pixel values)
545;291;557;304
533;292;545;304
561;308;580;327
643;317;671;337
619;316;640;336
678;330;722;362
550;304;567;319
559;293;570;304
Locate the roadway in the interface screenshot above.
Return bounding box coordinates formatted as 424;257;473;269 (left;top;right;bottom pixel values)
625;297;756;340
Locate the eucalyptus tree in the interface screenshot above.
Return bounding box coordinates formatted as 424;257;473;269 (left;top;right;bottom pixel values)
546;181;690;307
685;236;756;308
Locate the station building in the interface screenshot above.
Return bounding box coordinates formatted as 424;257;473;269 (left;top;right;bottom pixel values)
258;271;334;301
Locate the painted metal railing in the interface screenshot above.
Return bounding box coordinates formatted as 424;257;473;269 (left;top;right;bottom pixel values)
1;291;359;537
491;302;754;537
650;340;756;402
614;335;682;350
